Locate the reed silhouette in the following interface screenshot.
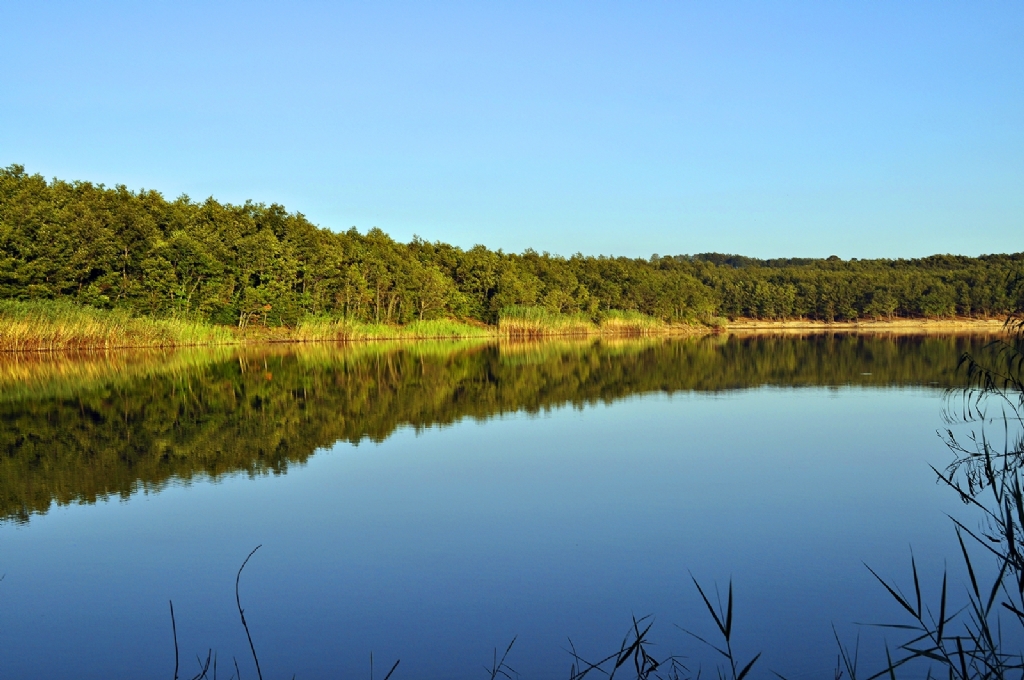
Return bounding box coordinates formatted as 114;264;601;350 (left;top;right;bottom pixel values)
854;317;1024;679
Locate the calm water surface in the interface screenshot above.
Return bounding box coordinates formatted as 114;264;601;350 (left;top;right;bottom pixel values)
0;335;1002;679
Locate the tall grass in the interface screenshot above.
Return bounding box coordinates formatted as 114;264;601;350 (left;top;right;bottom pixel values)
294;316;494;341
0;298;704;351
0;300;492;351
599;309;667;334
498;306;597;337
0;299;235;351
498;306;703;338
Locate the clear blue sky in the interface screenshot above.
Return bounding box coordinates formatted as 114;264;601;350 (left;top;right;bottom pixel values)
2;1;1021;259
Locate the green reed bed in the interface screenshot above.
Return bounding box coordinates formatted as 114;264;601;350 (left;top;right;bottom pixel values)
598;309;710;335
294;316;494;341
499;306;702;338
599;309;667;334
498;306;600;337
0;300;492;351
1;298;699;351
0;299;235;351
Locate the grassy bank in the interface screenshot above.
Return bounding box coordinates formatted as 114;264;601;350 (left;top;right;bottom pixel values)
0;300;712;351
0;300;497;350
725;315;1008;334
4;300;1012;352
0;299;236;351
498;305;703;337
294;316;494;341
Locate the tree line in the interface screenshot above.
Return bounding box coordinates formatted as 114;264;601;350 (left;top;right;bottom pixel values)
1;164;1021;327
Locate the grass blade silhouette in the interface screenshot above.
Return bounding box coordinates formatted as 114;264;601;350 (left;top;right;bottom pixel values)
235;545;264;680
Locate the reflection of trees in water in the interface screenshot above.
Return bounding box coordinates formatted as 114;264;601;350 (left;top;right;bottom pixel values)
0;334;997;524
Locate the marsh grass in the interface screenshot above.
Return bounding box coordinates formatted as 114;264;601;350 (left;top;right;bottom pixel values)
0;299;493;351
498;306;699;337
498;306;598;337
294;316;494;341
1;298;703;351
598;309;667;335
0;299;235;351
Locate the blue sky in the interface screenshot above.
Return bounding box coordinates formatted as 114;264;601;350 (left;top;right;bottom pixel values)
1;1;1021;259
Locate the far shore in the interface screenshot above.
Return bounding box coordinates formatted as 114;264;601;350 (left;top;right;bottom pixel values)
723;316;1009;335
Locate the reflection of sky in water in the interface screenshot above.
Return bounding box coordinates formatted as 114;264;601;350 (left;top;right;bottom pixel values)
0;387;983;679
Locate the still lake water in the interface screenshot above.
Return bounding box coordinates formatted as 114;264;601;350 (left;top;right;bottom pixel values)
0;334;1004;679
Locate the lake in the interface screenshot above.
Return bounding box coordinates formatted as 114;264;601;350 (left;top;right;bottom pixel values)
0;333;1006;679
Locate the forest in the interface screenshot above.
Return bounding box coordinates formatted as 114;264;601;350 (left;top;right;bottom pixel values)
2;164;1022;328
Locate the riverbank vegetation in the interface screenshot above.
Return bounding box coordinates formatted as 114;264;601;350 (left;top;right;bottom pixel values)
0;299;237;351
497;305;684;337
0;298;500;350
0;298;691;350
2;165;1022;347
294;315;491;342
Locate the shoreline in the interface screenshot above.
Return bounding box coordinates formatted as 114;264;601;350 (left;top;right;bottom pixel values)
0;325;702;353
1;308;1014;354
723;317;1009;335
